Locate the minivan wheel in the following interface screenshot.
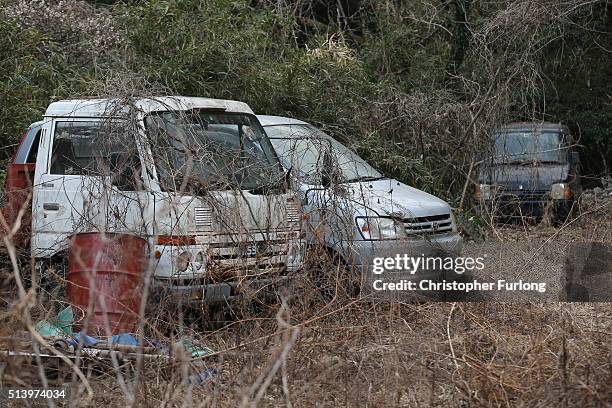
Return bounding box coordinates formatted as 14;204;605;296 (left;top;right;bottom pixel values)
305;250;360;303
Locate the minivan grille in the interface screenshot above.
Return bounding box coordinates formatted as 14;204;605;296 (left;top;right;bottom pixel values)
403;213;453;235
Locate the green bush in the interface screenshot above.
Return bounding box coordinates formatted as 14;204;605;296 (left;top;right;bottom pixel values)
0;0;609;199
0;18;56;153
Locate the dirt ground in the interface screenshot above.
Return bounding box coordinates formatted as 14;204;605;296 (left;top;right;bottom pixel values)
1;195;611;407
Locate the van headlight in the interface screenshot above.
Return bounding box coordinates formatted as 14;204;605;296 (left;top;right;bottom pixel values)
477;184;493;200
176;251;192;272
356;217;407;240
551;183;571;200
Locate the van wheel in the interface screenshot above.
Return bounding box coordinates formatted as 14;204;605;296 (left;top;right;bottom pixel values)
306;250;360;303
553;200;577;226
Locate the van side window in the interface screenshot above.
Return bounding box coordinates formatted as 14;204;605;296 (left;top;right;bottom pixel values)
50;122;100;175
50;121;143;191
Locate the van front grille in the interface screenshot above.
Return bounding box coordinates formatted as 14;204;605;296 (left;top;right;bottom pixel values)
498;190;549;201
194;207;213;228
286;199;300;224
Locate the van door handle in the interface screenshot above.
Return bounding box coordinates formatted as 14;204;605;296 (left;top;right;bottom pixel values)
43;203;60;211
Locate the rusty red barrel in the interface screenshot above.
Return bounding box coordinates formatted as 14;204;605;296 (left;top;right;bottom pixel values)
67;232;146;335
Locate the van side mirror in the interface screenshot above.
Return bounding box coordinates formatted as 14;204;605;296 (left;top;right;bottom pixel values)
569;151;580;164
321;150;341;188
321;170;332;188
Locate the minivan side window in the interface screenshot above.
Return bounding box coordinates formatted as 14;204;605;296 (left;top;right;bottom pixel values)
50;121;143;191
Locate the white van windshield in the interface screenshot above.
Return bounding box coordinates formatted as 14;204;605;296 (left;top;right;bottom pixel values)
266;124;384;184
145;111;285;193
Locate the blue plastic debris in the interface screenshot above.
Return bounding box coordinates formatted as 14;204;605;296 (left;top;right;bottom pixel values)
34;320;65;338
72;332;99;347
54;306;73;335
36;309;219;385
34;306;74;338
109;333;138;346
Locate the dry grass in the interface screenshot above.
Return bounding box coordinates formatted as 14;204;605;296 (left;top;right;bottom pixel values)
60;301;609;407
1;262;611;406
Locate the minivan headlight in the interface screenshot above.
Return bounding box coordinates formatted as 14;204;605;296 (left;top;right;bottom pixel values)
551;183;571;200
356;217;407;240
450;211;458;232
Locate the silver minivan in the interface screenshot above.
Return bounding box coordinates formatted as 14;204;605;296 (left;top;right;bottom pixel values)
258;115;463;297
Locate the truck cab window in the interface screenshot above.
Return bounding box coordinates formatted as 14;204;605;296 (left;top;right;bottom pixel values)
51;122;101;175
14;126;42;164
50;121;142;190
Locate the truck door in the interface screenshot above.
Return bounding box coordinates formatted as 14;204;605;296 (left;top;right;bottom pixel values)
32;119;153;258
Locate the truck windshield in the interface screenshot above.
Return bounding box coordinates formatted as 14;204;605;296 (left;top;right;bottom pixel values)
493;131;567;164
145;111;285;193
266;124;384;184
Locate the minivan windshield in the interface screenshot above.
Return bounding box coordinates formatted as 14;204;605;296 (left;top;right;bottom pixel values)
266;124;384;184
493;130;567;164
145;111;285;192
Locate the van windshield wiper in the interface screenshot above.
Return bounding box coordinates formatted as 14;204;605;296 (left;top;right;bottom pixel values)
248;172;288;195
537;160;564;164
504;159;563;166
505;160;533;165
343;176;387;183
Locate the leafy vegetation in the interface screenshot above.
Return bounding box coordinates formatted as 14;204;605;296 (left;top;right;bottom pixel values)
1;0;610;201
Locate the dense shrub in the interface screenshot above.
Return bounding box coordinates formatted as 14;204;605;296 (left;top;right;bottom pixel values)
0;17;57;154
0;0;609;199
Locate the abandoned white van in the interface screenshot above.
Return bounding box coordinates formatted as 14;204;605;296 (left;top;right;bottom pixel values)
259;115;463;297
20;97;304;303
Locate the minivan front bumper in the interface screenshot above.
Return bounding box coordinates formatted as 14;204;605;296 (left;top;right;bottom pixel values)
340;232;463;298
